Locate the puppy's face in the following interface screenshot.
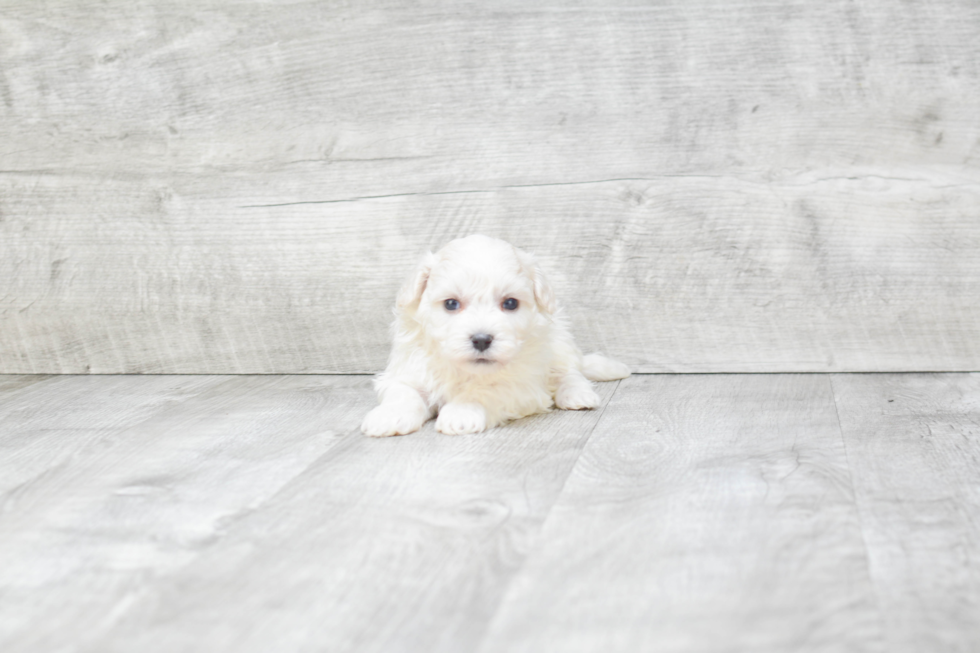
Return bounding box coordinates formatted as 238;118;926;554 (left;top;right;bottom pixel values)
398;236;555;374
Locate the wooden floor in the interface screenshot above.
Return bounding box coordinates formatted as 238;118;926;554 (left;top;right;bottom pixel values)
1;373;977;653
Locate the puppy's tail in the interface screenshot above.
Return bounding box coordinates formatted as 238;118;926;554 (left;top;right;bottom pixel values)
582;353;631;382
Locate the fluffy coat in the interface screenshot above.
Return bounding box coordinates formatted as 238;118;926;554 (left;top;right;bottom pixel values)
361;235;630;436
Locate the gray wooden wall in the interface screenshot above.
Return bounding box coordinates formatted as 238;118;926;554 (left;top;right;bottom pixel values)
2;0;978;374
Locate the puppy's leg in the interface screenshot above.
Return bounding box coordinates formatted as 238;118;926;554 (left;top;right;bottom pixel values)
555;368;601;410
361;383;433;437
435;402;487;435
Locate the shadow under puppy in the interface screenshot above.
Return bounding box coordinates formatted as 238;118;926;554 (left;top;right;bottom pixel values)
362;234;630;436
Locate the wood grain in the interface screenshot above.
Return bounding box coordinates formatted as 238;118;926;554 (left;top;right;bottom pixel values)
0;374;219;498
2;170;978;374
0;374;51;394
833;373;980;653
479;374;881;653
0;374;619;653
2;1;979;373
0;374;368;652
3;373;979;651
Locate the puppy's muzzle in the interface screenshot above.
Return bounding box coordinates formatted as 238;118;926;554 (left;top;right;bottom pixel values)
471;333;494;352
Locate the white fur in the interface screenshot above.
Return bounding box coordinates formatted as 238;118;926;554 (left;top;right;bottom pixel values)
361;235;630;437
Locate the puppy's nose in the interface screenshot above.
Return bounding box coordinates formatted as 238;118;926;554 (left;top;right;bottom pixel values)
471;333;494;352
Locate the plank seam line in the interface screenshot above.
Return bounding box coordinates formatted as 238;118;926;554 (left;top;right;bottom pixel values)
827;374;888;642
3;372;979;378
473;377;625;651
237;178;662;208
238;172;980;208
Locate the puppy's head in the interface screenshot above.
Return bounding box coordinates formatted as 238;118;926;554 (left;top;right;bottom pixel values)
397;235;555;374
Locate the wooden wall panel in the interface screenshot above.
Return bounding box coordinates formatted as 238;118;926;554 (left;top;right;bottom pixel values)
1;1;978;373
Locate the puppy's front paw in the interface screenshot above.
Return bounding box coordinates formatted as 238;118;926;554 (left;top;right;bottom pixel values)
555;384;601;411
435;402;487;435
361;404;425;437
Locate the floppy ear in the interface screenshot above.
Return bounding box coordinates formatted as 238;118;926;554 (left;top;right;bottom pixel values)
396;252;437;310
516;249;556;314
531;264;557;314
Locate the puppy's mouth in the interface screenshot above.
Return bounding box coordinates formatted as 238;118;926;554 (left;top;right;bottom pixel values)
463;354;509;375
466;355;506;370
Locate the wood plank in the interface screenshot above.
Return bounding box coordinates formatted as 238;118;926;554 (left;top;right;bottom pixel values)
0;374;368;653
2;172;979;374
0;374;220;497
0;375;620;653
2;1;979;373
832;373;980;653
479;374;882;653
0;375;51;395
78;381;617;653
2;2;977;176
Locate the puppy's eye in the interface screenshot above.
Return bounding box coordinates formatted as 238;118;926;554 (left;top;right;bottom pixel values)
502;298;519;311
444;299;460;311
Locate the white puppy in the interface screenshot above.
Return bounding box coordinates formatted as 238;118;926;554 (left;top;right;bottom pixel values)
361;235;630;436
